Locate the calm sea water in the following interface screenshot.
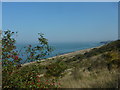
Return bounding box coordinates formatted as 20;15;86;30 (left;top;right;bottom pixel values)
16;42;103;63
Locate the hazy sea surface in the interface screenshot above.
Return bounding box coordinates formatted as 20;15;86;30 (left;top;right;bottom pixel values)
16;42;103;63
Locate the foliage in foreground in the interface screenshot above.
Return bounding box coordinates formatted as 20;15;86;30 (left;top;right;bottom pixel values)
3;57;68;88
3;55;67;88
2;30;62;88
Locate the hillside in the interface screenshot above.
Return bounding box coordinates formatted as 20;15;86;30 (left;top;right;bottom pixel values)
59;40;120;88
3;40;120;88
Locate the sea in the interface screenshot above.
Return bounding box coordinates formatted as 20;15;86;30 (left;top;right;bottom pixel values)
16;42;104;64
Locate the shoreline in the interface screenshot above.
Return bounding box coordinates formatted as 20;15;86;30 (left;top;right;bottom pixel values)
21;45;103;67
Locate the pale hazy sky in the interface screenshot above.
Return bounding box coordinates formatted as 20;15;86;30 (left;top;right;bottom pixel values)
0;2;2;30
3;2;118;43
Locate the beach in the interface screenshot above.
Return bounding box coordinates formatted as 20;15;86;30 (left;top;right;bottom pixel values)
22;45;103;67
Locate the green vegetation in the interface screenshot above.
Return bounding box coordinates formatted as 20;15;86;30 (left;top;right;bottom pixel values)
59;40;120;88
2;30;58;88
46;58;67;78
2;30;120;88
84;40;120;57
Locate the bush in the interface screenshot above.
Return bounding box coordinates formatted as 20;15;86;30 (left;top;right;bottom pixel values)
84;40;120;58
2;30;54;88
45;57;67;78
3;64;61;88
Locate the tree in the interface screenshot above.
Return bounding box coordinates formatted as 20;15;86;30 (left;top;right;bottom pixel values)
2;30;53;65
2;30;53;88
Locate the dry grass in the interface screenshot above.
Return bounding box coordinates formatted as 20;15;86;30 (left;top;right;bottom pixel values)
60;68;119;88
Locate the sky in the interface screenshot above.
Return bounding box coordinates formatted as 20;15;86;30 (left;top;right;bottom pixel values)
118;1;120;40
2;2;118;43
1;0;120;2
0;2;2;30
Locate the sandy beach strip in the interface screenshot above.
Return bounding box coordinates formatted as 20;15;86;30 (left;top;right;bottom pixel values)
21;45;103;67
